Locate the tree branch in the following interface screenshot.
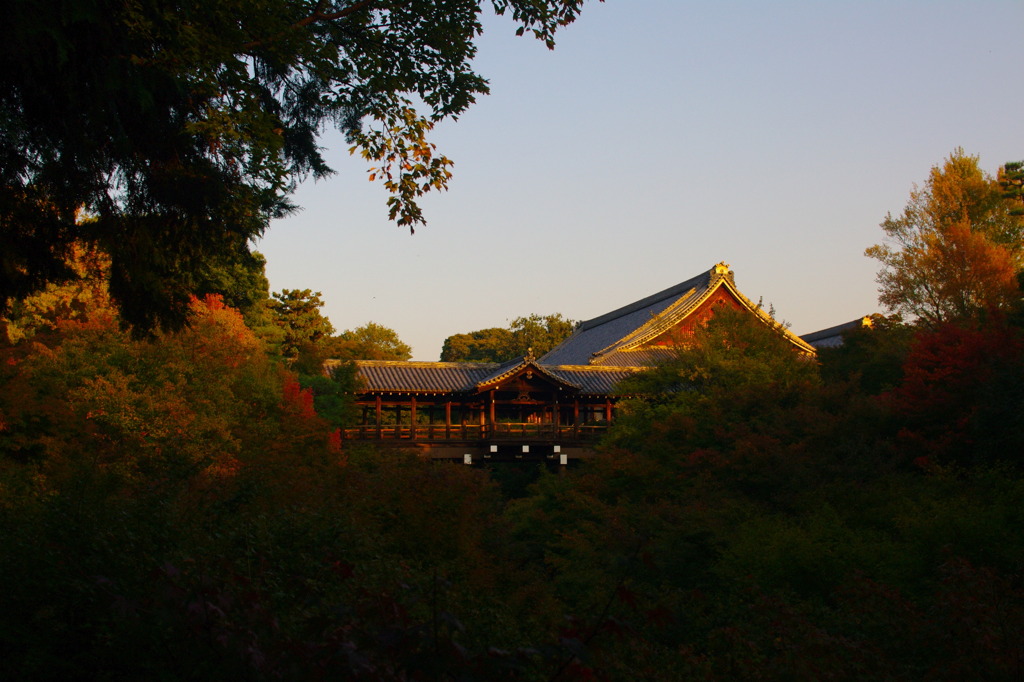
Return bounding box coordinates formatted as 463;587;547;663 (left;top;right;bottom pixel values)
242;0;378;51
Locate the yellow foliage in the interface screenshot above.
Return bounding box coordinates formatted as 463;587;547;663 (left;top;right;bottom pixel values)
2;242;113;345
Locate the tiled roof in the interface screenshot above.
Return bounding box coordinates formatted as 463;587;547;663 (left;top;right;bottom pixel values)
545;366;644;395
800;317;874;350
472;357;528;388
469;356;586;391
587;347;678;367
348;359;642;397
352;361;499;393
540;263;815;365
539;270;712;366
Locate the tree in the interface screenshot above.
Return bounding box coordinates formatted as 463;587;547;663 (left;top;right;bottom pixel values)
193;250;271;321
999;161;1024;216
866;150;1024;325
605;306;826;500
270;289;335;359
440;327;514;362
616;306;817;400
439;313;574;362
1;242;114;345
0;1;595;332
886;319;1024;468
326;321;413;361
505;313;576;358
817;314;915;395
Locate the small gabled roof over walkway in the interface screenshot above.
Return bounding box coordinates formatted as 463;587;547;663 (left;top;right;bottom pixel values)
350;358;640;397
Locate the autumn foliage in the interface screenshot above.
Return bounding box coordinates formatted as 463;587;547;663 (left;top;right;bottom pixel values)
0;269;566;679
4;282;1024;679
867;149;1023;324
3;147;1024;680
886;317;1024;467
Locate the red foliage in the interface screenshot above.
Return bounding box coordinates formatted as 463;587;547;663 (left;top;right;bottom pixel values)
281;374;317;420
327;428;342;454
886;319;1024;464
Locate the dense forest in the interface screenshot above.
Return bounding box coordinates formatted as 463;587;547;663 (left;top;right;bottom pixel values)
1;3;1023;677
1;151;1023;679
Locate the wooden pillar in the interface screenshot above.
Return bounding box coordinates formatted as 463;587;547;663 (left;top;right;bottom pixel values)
375;395;382;439
445;401;452;439
488;389;496;434
605;399;613;424
410;396;417;440
553;395;560;438
573;399;580;439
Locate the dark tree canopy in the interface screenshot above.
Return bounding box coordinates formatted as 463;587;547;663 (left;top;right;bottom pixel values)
440;313;575;362
817;314;915;395
327;321;413;361
440;327;514;362
0;0;593;331
270;288;335;359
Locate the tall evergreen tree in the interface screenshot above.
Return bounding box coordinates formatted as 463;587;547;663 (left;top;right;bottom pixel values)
0;0;595;331
270;289;335;359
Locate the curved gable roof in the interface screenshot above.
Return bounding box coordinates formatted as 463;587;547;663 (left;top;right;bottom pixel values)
539;263;815;366
473;357;583;392
538;269;712;366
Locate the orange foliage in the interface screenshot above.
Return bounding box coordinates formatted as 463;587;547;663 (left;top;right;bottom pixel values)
868;150;1023;324
917;220;1019;315
2;241;114;344
0;289;344;497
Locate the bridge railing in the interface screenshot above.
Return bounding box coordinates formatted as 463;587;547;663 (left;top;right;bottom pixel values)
342;423;606;442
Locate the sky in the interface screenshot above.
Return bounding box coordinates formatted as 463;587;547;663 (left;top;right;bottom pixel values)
256;1;1024;361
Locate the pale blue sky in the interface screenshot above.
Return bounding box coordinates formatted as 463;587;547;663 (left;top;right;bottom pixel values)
257;1;1024;360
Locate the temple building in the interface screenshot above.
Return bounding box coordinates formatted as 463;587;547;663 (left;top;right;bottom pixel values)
799;316;875;350
341;263;817;462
